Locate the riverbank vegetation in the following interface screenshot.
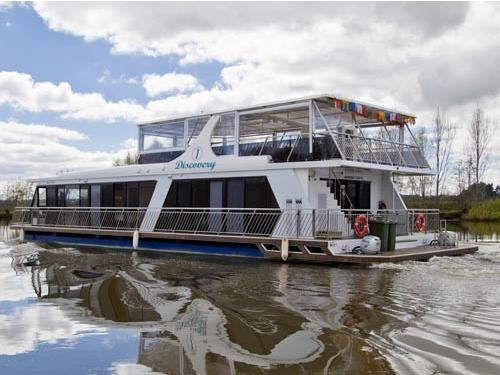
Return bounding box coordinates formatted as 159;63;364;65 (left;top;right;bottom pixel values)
399;105;498;221
463;198;500;221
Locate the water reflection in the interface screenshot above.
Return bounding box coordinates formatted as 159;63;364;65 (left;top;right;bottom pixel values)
13;248;391;374
1;224;500;374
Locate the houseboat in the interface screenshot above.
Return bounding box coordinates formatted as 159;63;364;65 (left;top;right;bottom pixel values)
11;94;477;263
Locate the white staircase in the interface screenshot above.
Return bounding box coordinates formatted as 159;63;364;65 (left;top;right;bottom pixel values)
310;179;353;237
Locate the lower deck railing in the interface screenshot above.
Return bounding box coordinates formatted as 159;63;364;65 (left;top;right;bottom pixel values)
11;207;440;240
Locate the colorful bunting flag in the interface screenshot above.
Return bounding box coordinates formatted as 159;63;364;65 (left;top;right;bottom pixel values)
332;97;415;125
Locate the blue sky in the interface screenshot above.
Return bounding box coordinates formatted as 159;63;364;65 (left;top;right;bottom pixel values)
0;2;499;191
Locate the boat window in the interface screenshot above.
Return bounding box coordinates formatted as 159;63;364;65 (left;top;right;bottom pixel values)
113;183;125;207
163;177;278;209
126;182;139;207
57;186;65;207
47;186;57;207
187;116;209;146
80;185;90;207
65;185;80;207
90;184;101;207
192;179;208;207
211;113;235;155
141;121;184;151
101;184;114;207
38;187;47;207
139;181;156;207
176;180;192;207
227;179;244;208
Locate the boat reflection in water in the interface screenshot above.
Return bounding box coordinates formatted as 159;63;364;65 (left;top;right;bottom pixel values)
14;247;392;374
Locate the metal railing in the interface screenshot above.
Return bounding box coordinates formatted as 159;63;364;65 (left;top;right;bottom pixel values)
331;132;430;169
11;207;440;240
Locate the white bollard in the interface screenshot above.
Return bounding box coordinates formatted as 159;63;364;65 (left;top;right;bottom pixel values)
281;236;289;261
132;230;139;249
19;228;25;243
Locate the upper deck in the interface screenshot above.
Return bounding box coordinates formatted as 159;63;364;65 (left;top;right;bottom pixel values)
138;94;431;172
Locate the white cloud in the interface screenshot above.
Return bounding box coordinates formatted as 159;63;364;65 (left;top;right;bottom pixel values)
110;363;162;375
0;1;12;12
143;72;203;97
0;121;137;186
0;121;87;143
0;71;147;123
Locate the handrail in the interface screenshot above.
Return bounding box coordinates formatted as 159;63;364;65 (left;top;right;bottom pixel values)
11;207;440;240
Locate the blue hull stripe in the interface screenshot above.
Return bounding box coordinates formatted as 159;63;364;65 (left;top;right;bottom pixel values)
24;231;263;258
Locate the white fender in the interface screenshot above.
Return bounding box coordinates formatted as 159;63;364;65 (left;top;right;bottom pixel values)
281;236;289;261
132;230;139;249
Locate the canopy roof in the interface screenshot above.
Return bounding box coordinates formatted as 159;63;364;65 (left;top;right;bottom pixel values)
138;94;416;129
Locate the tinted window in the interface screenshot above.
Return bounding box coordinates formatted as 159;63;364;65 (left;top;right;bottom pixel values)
90;184;101;207
47;186;57;207
139;181;155;207
38;187;47;207
127;182;139;207
176;180;191;207
227;179;244;208
114;183;125;207
65;185;80;207
80;185;90;207
192;179;208;207
101;184;114;207
57;186;65;207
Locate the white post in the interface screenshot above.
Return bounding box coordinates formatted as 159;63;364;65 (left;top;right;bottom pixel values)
309;100;313;154
234;111;240;157
132;230;139;249
19;228;25;242
281;236;289;261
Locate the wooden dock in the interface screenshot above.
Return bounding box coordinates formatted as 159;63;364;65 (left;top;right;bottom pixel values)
14;225;479;264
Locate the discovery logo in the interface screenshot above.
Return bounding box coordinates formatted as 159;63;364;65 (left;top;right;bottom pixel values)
175;160;216;171
175;147;216;171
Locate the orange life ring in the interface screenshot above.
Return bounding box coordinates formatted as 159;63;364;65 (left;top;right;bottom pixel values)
415;213;426;232
354;214;369;237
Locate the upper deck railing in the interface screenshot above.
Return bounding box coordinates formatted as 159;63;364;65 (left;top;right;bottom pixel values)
330;132;430;168
11;207;439;240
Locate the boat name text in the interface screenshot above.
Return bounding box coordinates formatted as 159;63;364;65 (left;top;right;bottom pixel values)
175;160;216;171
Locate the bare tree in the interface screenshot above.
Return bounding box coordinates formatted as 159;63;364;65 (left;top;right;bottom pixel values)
113;151;138;166
430;107;455;197
1;180;35;207
414;127;433;197
453;158;467;194
468;107;494;186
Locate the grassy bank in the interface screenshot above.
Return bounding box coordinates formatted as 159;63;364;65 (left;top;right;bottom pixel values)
463;198;500;221
0;208;13;220
403;196;466;220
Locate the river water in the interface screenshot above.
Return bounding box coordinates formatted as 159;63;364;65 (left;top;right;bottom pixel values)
0;220;499;375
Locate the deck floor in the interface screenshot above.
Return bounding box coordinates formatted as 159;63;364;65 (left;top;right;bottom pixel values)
14;225;479;264
329;244;478;263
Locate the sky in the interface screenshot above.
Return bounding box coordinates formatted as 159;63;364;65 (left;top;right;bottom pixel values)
0;1;499;193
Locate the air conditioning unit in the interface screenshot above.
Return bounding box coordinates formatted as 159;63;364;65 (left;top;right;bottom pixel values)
438;231;457;247
360;235;381;254
337;124;356;135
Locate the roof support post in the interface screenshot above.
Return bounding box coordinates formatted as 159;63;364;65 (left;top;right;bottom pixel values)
309;100;314;154
234;111;240;157
383;123;407;167
312;100;346;160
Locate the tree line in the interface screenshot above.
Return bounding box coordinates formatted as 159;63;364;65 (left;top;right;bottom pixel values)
400;105;497;202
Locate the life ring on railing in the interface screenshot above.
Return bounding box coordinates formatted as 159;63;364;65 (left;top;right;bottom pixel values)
354;214;369;238
415;213;426;232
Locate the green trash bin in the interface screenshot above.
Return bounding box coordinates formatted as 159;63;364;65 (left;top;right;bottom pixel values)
369;217;389;252
387;220;398;251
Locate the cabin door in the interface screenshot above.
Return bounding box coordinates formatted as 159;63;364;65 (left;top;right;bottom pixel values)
209;180;224;232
